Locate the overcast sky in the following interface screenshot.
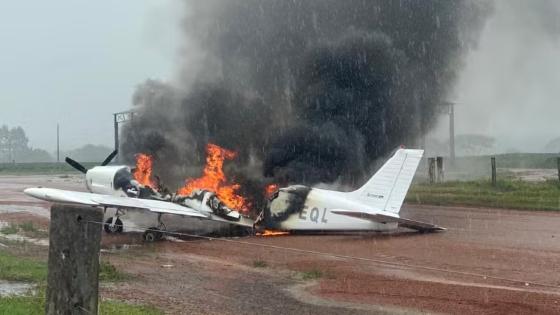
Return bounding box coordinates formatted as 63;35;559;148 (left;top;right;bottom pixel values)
2;1;560;154
0;1;181;151
429;0;560;153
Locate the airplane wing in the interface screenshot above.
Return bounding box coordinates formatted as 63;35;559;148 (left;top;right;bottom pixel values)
331;209;445;232
25;187;210;219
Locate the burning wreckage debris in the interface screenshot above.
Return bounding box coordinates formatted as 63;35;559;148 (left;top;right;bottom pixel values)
129;144;254;223
129;144;290;235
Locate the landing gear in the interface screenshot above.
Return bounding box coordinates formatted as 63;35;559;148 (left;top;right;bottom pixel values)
142;213;166;243
104;217;123;234
142;227;163;242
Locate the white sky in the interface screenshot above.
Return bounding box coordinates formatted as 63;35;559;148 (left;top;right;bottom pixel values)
0;1;182;151
3;1;559;154
430;0;560;153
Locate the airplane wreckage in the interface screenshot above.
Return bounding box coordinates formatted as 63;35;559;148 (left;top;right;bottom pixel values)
25;144;444;241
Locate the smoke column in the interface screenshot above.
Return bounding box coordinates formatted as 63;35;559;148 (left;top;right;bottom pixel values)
122;1;491;211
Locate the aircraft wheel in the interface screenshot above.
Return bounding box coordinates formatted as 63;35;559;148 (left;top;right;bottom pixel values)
143;227;163;242
104;217;123;234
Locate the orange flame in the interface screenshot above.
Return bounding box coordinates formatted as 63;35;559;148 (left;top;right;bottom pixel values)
134;153;156;188
265;184;279;199
257;229;290;237
177;144;249;212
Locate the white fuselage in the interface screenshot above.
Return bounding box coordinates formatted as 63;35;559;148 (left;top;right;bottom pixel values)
265;186;398;232
85;166;131;196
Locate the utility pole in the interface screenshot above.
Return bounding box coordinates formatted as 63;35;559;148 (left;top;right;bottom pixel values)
113;114;119;162
449;103;455;162
56;124;60;163
440;101;456;163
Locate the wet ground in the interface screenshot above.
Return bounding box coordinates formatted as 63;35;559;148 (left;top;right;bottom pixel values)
2;175;560;314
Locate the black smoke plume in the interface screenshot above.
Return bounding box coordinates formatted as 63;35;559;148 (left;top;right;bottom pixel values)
122;1;491;213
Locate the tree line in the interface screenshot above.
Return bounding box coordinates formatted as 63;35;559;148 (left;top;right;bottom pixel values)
0;125;52;163
0;125;114;163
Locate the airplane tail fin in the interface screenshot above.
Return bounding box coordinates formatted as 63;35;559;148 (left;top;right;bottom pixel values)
349;148;423;214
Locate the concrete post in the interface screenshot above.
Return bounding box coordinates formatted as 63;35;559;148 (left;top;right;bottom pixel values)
436;156;444;183
428;157;436;184
46;204;103;315
557;157;560;182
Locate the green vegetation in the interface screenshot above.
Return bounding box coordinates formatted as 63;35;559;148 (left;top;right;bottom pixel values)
99;261;129;282
0;296;163;315
17;222;36;233
407;179;560;211
252;260;268;268
0;250;46;282
0;222;49;239
99;300;164;315
300;269;323;280
0;225;18;235
0;296;43;315
0;251;153;314
0;251;127;283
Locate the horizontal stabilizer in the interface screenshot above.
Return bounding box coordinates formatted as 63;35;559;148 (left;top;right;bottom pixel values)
331;209;445;233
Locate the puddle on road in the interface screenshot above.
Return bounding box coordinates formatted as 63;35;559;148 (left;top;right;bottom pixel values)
0;281;34;297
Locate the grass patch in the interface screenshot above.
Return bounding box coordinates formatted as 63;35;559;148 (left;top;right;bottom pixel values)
0;162;97;175
300;269;323;280
0;225;18;235
252;260;268;268
406;179;560;211
0;251;127;283
18;222;36;233
0;296;163;315
99;261;128;282
0;296;43;315
0;222;49;239
19;222;49;239
0;250;46;282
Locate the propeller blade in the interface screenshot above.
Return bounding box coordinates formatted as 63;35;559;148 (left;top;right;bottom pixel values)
65;157;88;174
101;150;118;166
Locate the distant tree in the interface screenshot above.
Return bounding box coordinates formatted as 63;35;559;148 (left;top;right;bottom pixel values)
454;134;496;156
0;125;38;162
545;137;560;152
16;148;53;163
65;144;113;162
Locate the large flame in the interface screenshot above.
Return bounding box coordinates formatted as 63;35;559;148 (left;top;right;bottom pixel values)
177;144;249;212
134;153;156;188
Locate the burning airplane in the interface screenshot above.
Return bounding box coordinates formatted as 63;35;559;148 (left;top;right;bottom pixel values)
25;142;442;241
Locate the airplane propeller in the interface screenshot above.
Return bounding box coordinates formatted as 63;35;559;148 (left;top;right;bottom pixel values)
101;150;118;166
65;150;118;174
